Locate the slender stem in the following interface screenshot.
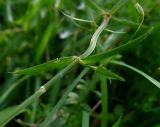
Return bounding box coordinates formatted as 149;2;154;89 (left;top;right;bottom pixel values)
1;59;79;127
31;77;41;123
44;59;78;90
130;3;144;41
100;76;108;127
80;16;110;58
40;68;89;127
82;110;90;127
1;15;110;127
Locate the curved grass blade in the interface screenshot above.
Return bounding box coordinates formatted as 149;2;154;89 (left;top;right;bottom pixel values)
62;11;94;23
112;114;123;127
80;16;110;58
81;27;153;64
129;3;144;41
91;66;124;81
111;61;160;88
12;56;76;75
104;28;126;34
111;16;147;28
0;106;25;127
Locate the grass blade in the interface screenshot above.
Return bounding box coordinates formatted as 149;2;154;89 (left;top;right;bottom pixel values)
112;114;123;127
111;61;160;88
0;61;78;127
35;23;55;62
12;56;76;75
82;110;90;127
0;76;29;105
91;66;124;81
0;106;25;127
110;0;129;14
40;68;89;127
81;27;153;64
100;76;108;127
62;11;94;23
83;0;103;13
80;16;110;58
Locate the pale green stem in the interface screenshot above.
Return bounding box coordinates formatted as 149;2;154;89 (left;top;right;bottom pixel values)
80;16;110;58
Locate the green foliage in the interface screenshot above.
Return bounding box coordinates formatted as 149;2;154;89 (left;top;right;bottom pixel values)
0;0;160;127
12;56;76;75
0;106;25;126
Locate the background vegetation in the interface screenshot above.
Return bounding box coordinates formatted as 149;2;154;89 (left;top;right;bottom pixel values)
0;0;160;127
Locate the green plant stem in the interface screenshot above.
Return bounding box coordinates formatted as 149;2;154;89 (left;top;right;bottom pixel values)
31;77;41;123
130;3;144;41
82;110;90;127
0;59;79;127
0;12;111;127
100;76;108;127
80;16;110;58
44;59;78;90
40;68;89;127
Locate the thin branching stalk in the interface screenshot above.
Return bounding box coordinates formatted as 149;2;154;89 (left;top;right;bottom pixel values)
0;15;111;126
130;3;144;40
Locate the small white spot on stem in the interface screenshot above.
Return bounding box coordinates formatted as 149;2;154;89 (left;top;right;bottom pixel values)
39;86;46;94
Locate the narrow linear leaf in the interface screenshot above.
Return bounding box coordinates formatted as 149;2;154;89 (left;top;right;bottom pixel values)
0;61;78;127
12;56;76;75
62;11;94;23
101;76;108;127
81;27;153;64
0;106;25;127
17;0;42;29
129;2;144;41
111;61;160;88
35;23;55;62
40;68;89;127
82;110;90;127
83;0;103;13
111;16;147;28
110;0;129;14
0;76;29;105
91;66;124;81
104;28;126;34
112;114;123;127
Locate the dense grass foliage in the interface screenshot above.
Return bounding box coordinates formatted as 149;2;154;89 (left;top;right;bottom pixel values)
0;0;160;127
